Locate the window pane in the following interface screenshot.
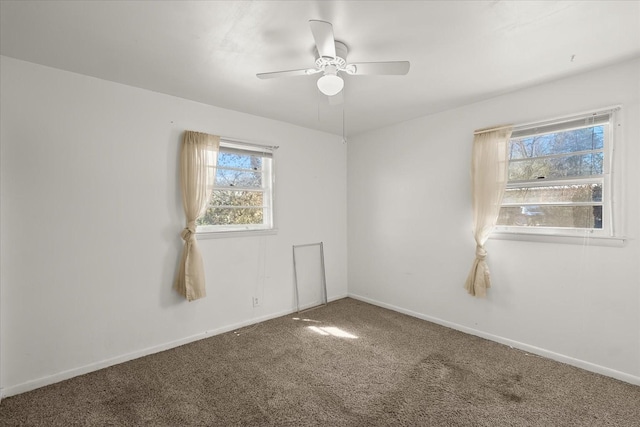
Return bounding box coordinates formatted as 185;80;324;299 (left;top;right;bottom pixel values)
508;152;603;181
503;183;602;204
217;152;262;170
215;168;262;188
497;205;603;229
509;126;604;160
210;190;263;207
198;144;274;232
198;207;264;226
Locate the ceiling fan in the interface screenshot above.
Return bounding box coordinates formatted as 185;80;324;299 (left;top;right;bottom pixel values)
257;20;410;97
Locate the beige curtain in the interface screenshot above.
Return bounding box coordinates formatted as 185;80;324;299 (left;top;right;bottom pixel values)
175;131;219;301
464;127;512;297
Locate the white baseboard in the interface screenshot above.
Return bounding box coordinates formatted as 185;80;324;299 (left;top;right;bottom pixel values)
14;292;632;398
348;293;640;386
1;294;349;399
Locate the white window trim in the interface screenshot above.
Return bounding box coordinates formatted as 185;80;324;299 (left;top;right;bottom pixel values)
197;138;278;237
197;228;279;240
492;105;626;245
490;231;626;247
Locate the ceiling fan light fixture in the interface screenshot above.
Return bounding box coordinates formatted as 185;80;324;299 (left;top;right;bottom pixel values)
256;20;410;97
317;66;344;96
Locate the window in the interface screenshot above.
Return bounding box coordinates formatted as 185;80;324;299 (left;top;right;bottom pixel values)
197;140;275;234
496;108;618;237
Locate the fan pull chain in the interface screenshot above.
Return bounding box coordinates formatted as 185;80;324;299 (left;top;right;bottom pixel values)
342;106;347;144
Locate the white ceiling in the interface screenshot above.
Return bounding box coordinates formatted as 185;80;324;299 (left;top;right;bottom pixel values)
1;1;639;137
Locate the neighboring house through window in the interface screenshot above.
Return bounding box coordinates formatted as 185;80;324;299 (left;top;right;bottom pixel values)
496;107;619;237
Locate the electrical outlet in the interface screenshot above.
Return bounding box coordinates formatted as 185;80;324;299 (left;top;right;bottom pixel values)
252;297;261;307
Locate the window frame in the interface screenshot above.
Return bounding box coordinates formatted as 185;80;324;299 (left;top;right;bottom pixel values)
196;139;277;238
493;107;622;241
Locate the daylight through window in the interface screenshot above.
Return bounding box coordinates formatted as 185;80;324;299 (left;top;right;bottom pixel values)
496;108;618;236
197;141;275;233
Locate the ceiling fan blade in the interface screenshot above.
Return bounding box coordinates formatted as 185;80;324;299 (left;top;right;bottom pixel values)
309;20;336;59
328;91;344;106
256;68;320;79
348;61;410;76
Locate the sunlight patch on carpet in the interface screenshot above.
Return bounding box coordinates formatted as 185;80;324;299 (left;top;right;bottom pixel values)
307;326;358;339
292;317;321;323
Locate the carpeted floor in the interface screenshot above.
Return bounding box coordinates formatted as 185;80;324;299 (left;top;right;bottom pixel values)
1;298;639;426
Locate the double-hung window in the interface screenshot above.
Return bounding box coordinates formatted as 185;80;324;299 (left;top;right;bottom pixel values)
496;108;619;237
197;140;275;234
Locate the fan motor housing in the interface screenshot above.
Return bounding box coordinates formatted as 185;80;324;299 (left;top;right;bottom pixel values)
315;41;348;69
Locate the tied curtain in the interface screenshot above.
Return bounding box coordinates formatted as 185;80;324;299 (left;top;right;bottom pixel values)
175;131;219;301
464;127;512;297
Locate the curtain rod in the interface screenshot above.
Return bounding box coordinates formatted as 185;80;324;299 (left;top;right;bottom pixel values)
511;105;621;133
220;136;279;151
473;105;621;136
473;124;513;135
185;130;280;150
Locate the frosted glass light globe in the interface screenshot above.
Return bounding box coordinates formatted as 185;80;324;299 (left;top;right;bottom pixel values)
317;74;344;96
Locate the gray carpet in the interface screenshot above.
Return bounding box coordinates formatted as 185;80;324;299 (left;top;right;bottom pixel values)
1;298;639;426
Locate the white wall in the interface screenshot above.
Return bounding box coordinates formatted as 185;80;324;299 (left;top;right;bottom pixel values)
348;58;640;384
0;56;347;397
2;53;637;398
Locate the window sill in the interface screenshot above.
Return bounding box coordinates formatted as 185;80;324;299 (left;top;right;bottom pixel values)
196;228;278;240
490;231;626;247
